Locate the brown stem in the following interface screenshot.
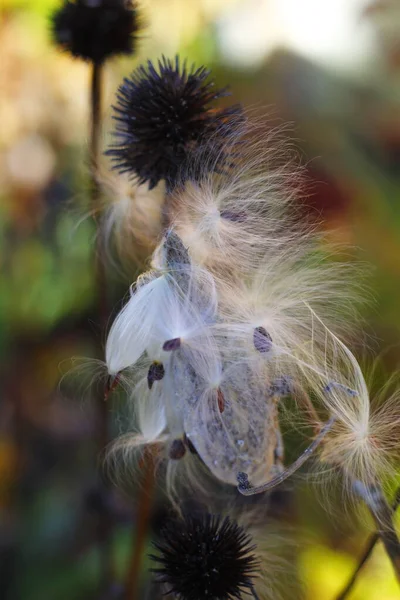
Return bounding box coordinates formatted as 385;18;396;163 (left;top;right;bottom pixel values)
91;61;102;183
91;61;108;324
89;61;115;589
336;487;400;600
2;368;25;597
125;451;156;600
336;533;379;600
352;481;400;586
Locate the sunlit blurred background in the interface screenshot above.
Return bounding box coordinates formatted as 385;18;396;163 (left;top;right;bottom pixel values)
1;0;400;598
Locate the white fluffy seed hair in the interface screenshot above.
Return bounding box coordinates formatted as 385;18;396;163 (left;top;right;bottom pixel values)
168;121;316;276
95;159;164;268
105;427;223;513
317;359;400;493
105;261;219;376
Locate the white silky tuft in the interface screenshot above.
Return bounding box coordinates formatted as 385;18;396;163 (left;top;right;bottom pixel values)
96;161;164;267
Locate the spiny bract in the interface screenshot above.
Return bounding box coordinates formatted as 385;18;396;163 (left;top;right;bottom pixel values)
150;513;259;600
106;56;242;191
51;0;140;63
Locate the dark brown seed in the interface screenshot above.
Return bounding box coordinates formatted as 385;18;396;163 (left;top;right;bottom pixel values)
217;388;225;413
147;361;165;389
169;439;186;460
163;337;181;352
253;326;272;353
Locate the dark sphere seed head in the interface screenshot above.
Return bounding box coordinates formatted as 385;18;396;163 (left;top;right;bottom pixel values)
150;513;259;599
106;56;243;191
51;0;141;63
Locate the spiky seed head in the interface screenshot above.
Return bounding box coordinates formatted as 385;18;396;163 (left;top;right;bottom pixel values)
150;513;259;600
106;56;243;191
51;0;140;63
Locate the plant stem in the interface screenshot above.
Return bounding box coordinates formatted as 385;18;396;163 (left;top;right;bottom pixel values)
90;61;108;324
89;60;115;589
125;450;156;600
91;62;102;182
336;486;400;599
238;417;336;495
336;533;379;600
352;480;400;585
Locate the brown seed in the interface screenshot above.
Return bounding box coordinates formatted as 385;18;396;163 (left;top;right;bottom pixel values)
147;361;165;389
169;439;186;460
217;388;225;413
163;337;181;352
253;326;272;353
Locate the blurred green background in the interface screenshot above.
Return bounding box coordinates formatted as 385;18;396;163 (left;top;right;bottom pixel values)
1;0;400;598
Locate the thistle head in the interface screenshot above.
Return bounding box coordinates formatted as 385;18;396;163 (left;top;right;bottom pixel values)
150;513;259;599
106;56;242;191
51;0;140;63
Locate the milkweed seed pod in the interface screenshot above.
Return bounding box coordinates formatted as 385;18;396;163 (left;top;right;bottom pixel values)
103;59;398;502
105;222;383;499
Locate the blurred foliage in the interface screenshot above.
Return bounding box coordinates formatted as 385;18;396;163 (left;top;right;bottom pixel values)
1;0;400;599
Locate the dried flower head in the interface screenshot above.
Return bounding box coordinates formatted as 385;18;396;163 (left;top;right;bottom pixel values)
51;0;140;63
106;56;242;191
150;513;259;600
